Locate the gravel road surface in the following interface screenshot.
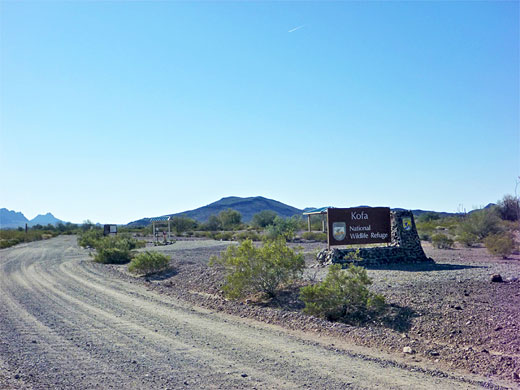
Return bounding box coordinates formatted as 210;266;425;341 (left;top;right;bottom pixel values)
0;236;509;389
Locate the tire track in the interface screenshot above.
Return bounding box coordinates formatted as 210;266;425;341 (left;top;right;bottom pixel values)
1;236;507;389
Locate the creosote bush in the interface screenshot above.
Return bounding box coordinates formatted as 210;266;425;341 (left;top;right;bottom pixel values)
456;231;479;247
77;229;103;248
128;251;170;275
302;231;327;242
300;264;385;322
210;238;305;299
85;233;145;264
431;233;454;249
484;233;515;259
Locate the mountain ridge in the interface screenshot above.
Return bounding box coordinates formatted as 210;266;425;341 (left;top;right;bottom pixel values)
0;208;64;229
127;196;304;227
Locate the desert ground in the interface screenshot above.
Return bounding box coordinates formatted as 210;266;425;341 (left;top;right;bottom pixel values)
1;235;518;389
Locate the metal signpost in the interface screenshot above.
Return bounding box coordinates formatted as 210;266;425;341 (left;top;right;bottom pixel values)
327;207;391;248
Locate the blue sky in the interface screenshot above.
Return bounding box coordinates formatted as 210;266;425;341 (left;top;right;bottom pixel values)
1;1;518;224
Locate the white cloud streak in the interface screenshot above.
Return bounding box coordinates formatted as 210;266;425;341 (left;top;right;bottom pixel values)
288;25;305;33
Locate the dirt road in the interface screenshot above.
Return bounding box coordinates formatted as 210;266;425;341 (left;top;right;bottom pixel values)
0;236;508;389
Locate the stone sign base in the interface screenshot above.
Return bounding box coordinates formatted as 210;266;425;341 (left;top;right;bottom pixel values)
316;210;434;267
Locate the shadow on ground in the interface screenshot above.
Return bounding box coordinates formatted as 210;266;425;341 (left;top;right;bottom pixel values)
365;263;487;272
265;286;417;332
144;267;178;281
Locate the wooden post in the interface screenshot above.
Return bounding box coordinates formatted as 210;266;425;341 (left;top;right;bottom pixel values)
152;222;155;242
168;219;171;241
321;215;325;232
307;215;311;232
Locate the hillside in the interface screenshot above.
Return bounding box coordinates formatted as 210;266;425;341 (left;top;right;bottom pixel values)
127;196;303;227
0;209;65;229
0;208;29;229
28;213;64;227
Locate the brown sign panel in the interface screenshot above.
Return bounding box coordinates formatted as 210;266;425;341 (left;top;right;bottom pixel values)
327;207;391;247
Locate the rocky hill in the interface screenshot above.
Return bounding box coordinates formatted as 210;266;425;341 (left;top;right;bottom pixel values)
0;209;64;229
0;208;29;229
127;196;303;227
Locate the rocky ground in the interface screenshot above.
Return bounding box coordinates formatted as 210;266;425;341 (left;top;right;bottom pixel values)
112;238;520;386
4;236;507;390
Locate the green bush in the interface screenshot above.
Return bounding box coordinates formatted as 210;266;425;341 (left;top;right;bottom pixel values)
128;251;170;275
234;231;261;242
484;233;515;259
251;210;277;228
431;233;454;249
210;238;305;299
300;264;385;322
458;208;502;240
94;247;132;264
302;231;327;242
264;216;301;241
457;231;478;247
90;234;144;264
214;231;234;241
170;216;198;234
77;229;103;248
219;209;242;230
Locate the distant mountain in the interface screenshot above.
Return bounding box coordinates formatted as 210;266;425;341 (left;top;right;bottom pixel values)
127;196;304;227
28;213;64;227
0;208;29;229
0;209;65;229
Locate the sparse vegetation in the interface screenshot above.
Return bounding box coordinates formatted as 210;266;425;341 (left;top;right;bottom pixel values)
210;238;305;299
458;208;502;240
431;233;454;249
128;251;170;275
251;210;277;228
79;232;145;264
0;224;80;249
264;216;301;241
456;231;479;247
300;264;385;322
77;229;103;248
301;231;327;242
484;233;515;259
497;194;520;222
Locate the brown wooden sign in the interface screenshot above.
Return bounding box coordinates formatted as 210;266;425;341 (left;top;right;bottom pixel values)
327;207;391;247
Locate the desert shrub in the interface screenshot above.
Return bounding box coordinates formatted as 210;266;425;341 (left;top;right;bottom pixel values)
0;238;21;249
484;233;515;259
234;231;261;242
417;212;441;223
128;251;170;275
302;231;327;242
251;210;277;228
457;231;479;247
219;209;242;230
210;238;305;298
170;216;198;234
419;233;431;242
91;234;144;264
94;247;132;264
431;233;454;249
497;194;520;222
77;229;103;248
300;264;385;322
213;231;234;241
458;208;502;240
264;216;301;241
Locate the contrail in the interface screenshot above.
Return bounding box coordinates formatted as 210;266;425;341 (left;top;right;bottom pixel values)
288;25;305;33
